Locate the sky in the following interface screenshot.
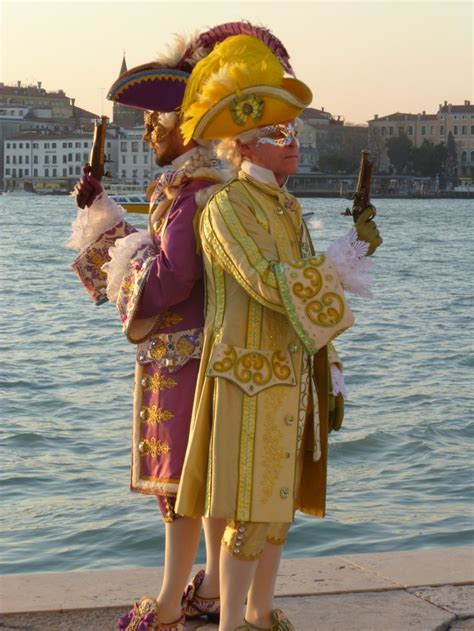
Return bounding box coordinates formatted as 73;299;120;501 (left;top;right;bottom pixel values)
1;0;472;125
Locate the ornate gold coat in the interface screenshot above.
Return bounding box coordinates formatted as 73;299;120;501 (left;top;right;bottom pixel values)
176;173;353;523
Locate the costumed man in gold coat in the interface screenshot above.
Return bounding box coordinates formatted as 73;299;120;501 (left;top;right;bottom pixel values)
175;35;382;631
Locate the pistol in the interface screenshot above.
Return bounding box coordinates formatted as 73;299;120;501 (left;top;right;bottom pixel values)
76;115;108;209
351;150;374;223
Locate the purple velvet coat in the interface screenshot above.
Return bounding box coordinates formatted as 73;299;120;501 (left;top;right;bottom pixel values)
117;178;214;497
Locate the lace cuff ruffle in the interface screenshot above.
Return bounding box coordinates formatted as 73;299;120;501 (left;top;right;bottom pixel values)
102;230;155;302
326;227;374;297
66;193;126;252
331;364;348;399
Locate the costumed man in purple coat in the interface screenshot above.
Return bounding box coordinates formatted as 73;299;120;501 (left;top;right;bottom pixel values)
68;23;296;631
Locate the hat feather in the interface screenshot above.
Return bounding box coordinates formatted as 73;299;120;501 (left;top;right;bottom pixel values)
181;35;284;141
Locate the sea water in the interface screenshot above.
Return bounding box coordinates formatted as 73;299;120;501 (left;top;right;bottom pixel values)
0;195;472;575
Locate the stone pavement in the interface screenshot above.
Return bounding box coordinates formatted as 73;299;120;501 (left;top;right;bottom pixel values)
0;547;473;630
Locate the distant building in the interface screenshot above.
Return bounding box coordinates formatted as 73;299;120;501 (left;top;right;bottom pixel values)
111;55;144;129
368;100;474;176
116;126;162;188
299;107;368;172
3;130;119;191
0;80;99;184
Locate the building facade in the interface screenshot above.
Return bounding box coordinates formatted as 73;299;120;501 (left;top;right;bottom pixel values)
368;100;474;176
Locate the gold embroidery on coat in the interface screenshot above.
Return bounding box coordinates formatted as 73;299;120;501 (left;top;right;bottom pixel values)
141;405;174;424
261;389;286;503
306;292;345;327
176;337;195;358
144;374;177;393
156;311;183;329
150;339;167;360
212;346;293;387
139;437;171;457
293;266;323;299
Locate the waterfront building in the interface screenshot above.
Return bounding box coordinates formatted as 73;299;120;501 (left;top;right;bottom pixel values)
368;100;474;177
115;125;162;189
3;130;119;192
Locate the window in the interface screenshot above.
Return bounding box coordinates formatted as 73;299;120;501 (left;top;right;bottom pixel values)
19;169;23;178
19;156;23;164
68;142;72;148
69;166;73;175
25;156;29;164
12;168;16;177
142;142;148;152
6;156;9;164
45;155;49;164
75;142;80;148
133;155;137;164
121;169;126;178
33;143;39;149
461;151;467;163
52;155;57;164
107;142;111;148
84;142;88;148
5;168;10;175
45;143;50;149
68;153;72;161
132;169;138;178
12;155;16;164
63;155;67;163
19;143;23;149
454;125;458;135
25;169;29;176
440;125;444;135
34;168;38;177
381;126;386;136
132;141;138;152
75;166;80;175
63;168;67;176
471;151;474;162
122;155;126;164
63;142;67;148
120;141;127;152
52;143;56;148
144;155;148;164
75;153;81;161
45;168;49;177
53;168;57;176
471;126;474;135
34;156;38;164
407;126;413;136
462;126;467;135
6;143;10;149
389;127;394;136
430;126;435;135
83;153;88;161
13;143;16;149
421;126;426;136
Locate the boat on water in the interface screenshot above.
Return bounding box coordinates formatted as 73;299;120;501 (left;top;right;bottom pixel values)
109;194;149;214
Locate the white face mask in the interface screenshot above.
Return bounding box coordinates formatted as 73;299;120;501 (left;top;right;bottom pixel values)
256;122;299;148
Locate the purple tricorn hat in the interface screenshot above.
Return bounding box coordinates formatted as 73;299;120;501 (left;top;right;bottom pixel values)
107;63;189;112
107;22;294;113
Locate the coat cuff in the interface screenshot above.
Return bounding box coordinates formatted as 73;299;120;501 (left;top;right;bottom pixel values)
274;254;355;355
70;220;136;305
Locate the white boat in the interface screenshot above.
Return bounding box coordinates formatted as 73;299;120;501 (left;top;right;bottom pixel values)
109;194;149;214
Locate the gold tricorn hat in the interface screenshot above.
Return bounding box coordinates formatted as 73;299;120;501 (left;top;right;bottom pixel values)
180;34;312;142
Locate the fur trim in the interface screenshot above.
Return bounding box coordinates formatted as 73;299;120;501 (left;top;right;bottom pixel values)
326;228;374;297
66;193;125;252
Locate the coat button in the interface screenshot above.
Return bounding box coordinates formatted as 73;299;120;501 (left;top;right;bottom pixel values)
140;409;147;419
280;487;289;499
289;343;298;354
141;377;147;387
285;415;294;426
138;441;145;453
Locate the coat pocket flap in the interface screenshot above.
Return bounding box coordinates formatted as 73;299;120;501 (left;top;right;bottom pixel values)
206;343;296;397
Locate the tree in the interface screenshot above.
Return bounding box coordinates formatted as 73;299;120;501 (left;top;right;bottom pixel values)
412;140;448;177
445;131;458;180
318;152;351;173
386;133;413;174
